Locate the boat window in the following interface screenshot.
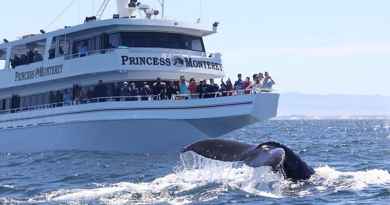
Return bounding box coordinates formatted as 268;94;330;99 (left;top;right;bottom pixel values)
108;33;120;48
49;36;71;59
119;32;205;52
0;48;5;69
10;39;46;68
66;32;122;58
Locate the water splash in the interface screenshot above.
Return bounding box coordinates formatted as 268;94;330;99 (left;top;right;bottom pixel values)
2;156;389;205
16;153;284;205
312;166;390;192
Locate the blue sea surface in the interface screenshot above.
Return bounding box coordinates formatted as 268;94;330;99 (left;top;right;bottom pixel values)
0;119;389;204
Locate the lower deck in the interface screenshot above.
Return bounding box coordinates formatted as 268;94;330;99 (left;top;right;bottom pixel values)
0;93;279;153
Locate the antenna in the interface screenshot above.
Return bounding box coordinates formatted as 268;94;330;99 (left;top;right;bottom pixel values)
158;0;165;19
96;0;112;19
199;0;202;23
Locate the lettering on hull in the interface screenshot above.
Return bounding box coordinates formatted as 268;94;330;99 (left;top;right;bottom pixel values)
15;65;63;81
121;56;223;71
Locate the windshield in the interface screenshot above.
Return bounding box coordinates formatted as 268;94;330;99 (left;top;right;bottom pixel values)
119;32;205;52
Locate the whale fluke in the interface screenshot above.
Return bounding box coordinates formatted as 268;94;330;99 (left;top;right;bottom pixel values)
182;139;315;181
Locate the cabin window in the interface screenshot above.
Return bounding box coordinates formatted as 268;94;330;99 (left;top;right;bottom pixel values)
49;36;71;59
108;33;120;48
0;48;6;69
10;39;46;68
72;35;103;57
119;32;205;52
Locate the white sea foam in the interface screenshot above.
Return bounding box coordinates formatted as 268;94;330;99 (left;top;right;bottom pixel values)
39;153;284;205
7;157;390;205
312;166;390;191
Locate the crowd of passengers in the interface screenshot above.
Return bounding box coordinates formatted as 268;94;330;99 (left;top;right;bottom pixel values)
48;72;276;105
10;49;43;68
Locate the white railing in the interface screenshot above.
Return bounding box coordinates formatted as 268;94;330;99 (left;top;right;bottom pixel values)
0;89;273;115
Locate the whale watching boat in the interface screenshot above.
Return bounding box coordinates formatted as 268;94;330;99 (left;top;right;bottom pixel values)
0;0;279;153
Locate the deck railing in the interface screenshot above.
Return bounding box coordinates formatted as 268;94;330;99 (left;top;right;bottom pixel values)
0;89;273;115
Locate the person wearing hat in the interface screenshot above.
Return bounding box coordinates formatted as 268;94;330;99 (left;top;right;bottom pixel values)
121;81;130;100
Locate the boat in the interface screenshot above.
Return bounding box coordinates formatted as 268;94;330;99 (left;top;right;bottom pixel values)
0;0;279;153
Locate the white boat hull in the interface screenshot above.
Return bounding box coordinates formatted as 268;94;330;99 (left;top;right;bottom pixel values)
0;93;279;153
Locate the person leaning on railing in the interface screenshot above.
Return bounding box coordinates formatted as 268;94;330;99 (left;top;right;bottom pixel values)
188;78;198;99
243;76;252;94
234;74;245;95
197;80;208;99
207;79;220;98
179;76;190;99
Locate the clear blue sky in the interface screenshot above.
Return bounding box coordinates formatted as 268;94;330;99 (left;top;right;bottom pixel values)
0;0;389;95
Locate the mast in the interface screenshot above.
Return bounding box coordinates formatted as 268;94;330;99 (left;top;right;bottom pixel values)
160;0;165;19
116;0;130;17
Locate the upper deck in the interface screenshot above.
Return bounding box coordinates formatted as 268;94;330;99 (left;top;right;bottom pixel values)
0;17;223;92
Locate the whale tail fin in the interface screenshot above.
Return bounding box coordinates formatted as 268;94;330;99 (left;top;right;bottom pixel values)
258;141;315;181
182;139;315;181
181;139;255;162
181;139;285;170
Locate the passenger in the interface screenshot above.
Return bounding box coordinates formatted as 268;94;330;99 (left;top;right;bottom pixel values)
160;82;168;100
258;72;264;83
63;89;73;105
80;87;88;104
179;76;189;98
243;77;252;94
33;50;43;62
72;84;81;104
48;48;56;59
130;82;140;101
139;82;152;101
152;78;163;99
252;74;258;81
197;80;208;98
252;75;263;94
94;80;107;101
234;73;244;94
226;78;234;96
121;82;130;101
20;54;28;65
27;49;34;63
207;79;219;97
262;72;275;90
220;79;227;96
188;78;198;98
167;81;179;100
79;43;88;57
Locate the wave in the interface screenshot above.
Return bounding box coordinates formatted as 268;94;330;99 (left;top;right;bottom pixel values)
2;153;389;205
311;166;390;192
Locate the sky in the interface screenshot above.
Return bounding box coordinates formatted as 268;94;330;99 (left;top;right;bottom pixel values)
0;0;389;96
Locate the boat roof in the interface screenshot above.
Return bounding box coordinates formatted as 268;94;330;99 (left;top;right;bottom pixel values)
0;18;216;49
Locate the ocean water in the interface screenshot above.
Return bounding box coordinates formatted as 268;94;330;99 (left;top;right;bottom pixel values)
0;119;389;205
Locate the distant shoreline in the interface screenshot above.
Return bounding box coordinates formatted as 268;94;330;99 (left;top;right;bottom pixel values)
273;115;390;120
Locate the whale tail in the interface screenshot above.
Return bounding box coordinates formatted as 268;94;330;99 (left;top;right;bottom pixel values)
182;139;315;181
182;139;285;170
